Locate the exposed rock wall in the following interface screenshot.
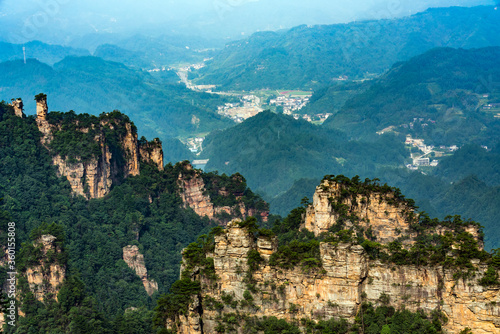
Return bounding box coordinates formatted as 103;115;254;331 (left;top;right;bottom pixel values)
178;165;215;219
171;221;500;334
10;98;24;118
303;180;414;244
36;96;53;145
123;245;158;296
122;122;140;177
25;235;65;302
29;95;163;199
177;163;269;224
303;180;483;248
139;138;164;171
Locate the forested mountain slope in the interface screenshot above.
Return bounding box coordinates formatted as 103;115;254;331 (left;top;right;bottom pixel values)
0;102;267;333
0;57;236;162
322;47;500;146
192;6;500;90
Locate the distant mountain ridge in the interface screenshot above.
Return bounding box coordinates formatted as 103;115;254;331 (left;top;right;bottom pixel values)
0;40;90;65
322;46;500;146
0;56;235;162
192;5;500;90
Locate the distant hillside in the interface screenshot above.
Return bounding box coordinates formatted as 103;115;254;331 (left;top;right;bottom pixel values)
0;40;90;65
432;144;500;187
94;34;217;69
0;57;236;162
322;47;500;146
191;6;500;90
201;110;407;197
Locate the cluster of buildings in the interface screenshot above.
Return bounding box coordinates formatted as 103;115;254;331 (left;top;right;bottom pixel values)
400;117;436;130
187;137;205;154
269;94;311;114
217;95;263;123
404;135;457;170
292;113;332;123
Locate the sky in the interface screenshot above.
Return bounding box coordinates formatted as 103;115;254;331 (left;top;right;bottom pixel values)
0;0;496;46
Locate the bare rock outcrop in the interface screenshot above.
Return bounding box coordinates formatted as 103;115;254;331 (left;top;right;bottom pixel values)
303;179;414;243
168;219;500;334
123;245;158;296
177;163;269;224
27;94;164;199
178;164;215;219
139;138;164;171
10;98;24;118
25;235;66;302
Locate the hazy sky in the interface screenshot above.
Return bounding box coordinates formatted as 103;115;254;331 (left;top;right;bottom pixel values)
0;0;496;45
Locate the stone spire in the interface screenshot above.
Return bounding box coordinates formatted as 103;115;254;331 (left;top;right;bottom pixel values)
35;93;48;120
10;98;24;118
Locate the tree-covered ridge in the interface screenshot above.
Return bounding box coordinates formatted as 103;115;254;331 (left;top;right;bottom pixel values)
323;47;500;146
202;110;407;198
47;109;137;163
0;102;267;333
202;172;269;217
0;55;237;163
191;6;500;90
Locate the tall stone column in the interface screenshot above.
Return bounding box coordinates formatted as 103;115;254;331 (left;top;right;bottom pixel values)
10;98;24;117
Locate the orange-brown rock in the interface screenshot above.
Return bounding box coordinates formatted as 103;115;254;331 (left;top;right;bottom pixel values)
123;245;158;296
178;165;215;219
303;180;415;244
169;220;500;334
35;96;53;146
29;95;164;199
177;163;269;224
25;235;65;302
139;138;164;171
10;98;24;118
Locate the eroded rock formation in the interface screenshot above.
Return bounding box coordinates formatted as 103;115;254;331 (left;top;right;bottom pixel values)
10;98;24;118
164;179;499;334
177;163;269;224
303;179;415;244
123;245;158;296
29;94;164;199
25;235;66;302
169;220;500;334
178;164;215;219
139;137;164;171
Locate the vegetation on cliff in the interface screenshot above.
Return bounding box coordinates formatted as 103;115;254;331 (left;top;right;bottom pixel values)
0;102;257;332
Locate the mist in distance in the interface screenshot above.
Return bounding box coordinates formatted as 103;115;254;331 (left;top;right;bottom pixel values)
0;0;496;48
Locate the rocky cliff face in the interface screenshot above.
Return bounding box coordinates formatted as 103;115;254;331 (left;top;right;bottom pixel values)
30;95;163;199
163;178;499;334
24;235;66;302
35;95;53;145
169;221;500;334
303;178;482;248
178;165;215;219
10;98;24;118
139;138;164;171
123;245;158;296
303;179;415;244
177;163;269;224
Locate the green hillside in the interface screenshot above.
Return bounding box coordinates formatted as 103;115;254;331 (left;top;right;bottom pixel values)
201;110;407;197
0;40;90;65
0;56;236;162
0;103;265;332
322;47;500;146
191;6;500;90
